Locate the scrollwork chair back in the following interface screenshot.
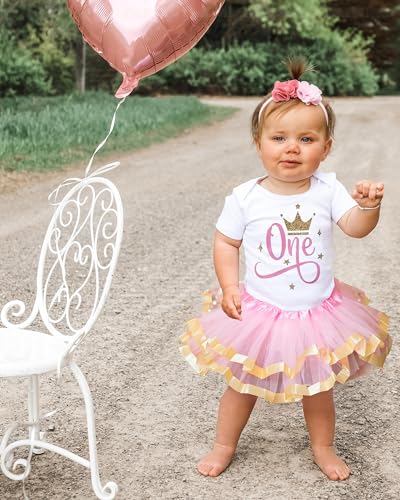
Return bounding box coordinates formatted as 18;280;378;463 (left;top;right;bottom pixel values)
39;176;123;339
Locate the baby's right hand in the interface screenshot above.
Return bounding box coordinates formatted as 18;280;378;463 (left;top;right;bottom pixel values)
221;285;242;320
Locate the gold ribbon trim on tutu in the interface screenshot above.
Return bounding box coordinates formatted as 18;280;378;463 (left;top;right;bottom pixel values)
180;312;391;404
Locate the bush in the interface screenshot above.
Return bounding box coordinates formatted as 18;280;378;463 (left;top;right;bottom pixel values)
33;29;75;95
296;30;378;96
135;34;378;97
0;30;50;97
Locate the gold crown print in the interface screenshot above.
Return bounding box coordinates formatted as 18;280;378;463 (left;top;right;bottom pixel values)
282;210;313;235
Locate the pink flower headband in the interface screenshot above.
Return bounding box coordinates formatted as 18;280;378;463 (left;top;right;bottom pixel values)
258;79;329;125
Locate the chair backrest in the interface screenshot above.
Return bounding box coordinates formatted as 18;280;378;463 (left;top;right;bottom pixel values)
36;175;123;341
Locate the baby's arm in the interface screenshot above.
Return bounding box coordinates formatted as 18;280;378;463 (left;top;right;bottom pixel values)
214;230;242;320
337;180;384;238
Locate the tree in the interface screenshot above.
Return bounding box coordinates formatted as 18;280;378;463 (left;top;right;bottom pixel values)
328;0;400;89
201;0;336;46
248;0;335;38
0;0;82;94
0;0;43;38
0;28;50;96
0;1;51;96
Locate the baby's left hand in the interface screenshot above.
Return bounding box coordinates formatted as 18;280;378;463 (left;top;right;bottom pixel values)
352;180;384;209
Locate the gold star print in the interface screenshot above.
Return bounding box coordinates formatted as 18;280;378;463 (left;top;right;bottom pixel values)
258;243;263;252
284;259;290;266
318;253;324;259
317;229;322;236
289;283;295;290
296;204;300;209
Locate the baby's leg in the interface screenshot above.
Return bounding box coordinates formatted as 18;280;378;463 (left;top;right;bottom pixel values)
197;386;257;477
302;389;350;480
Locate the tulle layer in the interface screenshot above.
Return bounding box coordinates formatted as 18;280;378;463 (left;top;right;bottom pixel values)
180;280;391;403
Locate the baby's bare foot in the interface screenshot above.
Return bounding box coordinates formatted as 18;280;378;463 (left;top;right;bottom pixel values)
313;445;350;481
197;443;235;477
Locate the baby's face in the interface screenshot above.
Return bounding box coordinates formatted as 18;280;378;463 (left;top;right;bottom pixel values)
256;103;332;186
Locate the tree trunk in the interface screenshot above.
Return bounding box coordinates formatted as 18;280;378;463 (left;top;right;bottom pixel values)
74;34;86;93
80;41;86;93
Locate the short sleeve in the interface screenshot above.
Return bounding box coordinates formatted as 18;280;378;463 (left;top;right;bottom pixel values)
331;179;358;223
216;193;245;240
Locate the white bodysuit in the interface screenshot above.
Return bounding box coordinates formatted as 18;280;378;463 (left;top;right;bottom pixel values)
216;172;357;311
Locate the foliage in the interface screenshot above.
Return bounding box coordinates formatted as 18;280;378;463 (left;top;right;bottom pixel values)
306;30;378;96
248;0;335;38
328;0;400;91
199;0;335;47
0;29;50;97
0;0;43;38
0;93;235;172
29;1;77;94
23;24;75;95
0;0;78;95
0;0;394;95
201;0;398;92
136;34;378;97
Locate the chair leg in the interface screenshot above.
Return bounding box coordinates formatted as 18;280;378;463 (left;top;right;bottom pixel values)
70;361;118;500
28;375;45;455
0;375;43;481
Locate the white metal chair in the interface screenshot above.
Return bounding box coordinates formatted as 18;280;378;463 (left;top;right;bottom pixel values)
0;163;123;499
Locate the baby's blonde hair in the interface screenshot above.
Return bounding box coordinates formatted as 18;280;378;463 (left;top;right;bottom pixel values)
251;57;336;144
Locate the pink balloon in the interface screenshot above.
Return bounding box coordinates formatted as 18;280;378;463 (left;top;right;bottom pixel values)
67;0;225;98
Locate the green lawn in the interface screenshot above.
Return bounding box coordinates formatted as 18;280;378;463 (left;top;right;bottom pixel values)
0;92;236;172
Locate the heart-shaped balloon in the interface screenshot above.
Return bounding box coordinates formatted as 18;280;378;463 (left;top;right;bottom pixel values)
67;0;225;98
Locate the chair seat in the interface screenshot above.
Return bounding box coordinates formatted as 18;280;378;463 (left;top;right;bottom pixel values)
0;328;70;377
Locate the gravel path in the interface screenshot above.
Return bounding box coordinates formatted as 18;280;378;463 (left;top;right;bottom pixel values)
0;97;399;500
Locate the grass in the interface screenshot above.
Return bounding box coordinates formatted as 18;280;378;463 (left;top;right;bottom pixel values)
0;92;236;172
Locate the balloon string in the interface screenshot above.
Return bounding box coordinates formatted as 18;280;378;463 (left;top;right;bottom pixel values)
85;97;126;177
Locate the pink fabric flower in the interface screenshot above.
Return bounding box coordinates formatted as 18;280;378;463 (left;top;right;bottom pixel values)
258;79;328;126
271;80;299;101
296;80;323;105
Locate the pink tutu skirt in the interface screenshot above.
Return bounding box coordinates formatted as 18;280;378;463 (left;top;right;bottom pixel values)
180;280;391;403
